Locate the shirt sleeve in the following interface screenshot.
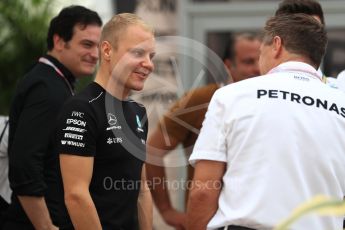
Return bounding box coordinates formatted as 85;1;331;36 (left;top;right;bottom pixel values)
56;99;97;157
189;91;227;165
9;83;56;196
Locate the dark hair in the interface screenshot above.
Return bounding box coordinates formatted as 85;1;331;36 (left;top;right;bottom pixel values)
47;5;102;50
275;0;325;25
222;32;260;61
263;13;327;67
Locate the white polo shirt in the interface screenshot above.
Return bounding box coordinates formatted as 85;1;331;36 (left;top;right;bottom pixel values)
190;62;345;230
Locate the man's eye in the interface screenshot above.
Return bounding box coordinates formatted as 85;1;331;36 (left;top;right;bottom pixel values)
243;59;254;65
82;43;93;48
150;53;155;60
132;49;144;57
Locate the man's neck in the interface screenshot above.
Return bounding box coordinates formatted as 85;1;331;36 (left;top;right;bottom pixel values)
47;50;60;63
279;51;316;70
94;68;130;101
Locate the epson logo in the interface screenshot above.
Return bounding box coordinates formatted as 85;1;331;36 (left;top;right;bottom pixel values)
66;119;86;127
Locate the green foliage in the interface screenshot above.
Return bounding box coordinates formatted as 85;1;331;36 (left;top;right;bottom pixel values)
75;75;95;93
0;0;53;114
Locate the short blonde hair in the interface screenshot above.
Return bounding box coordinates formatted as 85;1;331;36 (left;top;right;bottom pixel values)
100;13;154;50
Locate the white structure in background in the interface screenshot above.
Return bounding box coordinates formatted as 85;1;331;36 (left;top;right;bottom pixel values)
136;0;176;34
178;0;345;88
337;70;345;92
52;0;113;23
0;116;10;203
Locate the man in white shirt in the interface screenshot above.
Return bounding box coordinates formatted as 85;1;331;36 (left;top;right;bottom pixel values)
187;14;345;230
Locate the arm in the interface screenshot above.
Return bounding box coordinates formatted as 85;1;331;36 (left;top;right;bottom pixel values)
17;197;57;230
9;83;58;229
146;127;187;229
187;160;226;230
138;165;153;230
60;154;102;230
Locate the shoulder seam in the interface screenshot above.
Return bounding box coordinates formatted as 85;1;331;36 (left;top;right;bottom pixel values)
128;99;145;107
89;91;103;104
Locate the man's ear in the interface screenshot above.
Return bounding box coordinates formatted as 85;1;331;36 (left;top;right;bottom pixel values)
272;36;283;58
223;58;235;83
53;34;65;51
224;58;233;72
101;41;112;61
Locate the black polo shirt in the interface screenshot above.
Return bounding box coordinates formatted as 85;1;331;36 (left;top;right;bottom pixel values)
6;55;74;229
56;82;147;230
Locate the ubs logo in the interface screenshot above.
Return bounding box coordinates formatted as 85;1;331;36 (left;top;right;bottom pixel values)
108;113;117;126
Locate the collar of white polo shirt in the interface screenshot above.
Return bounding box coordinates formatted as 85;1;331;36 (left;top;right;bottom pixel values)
268;61;322;82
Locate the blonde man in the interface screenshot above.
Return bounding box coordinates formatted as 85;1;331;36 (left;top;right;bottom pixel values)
56;13;155;230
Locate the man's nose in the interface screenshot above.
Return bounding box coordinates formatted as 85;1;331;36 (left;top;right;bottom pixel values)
91;46;99;60
142;55;154;72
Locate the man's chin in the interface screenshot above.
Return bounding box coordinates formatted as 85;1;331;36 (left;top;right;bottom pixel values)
79;69;96;77
129;83;145;91
132;86;144;91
